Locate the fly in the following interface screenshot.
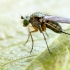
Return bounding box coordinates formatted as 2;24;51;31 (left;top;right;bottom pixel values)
21;12;70;54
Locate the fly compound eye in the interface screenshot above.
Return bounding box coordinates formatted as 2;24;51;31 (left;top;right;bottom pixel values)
23;16;30;27
23;19;29;27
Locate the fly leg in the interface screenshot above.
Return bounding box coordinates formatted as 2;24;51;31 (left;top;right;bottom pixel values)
39;25;52;54
28;26;38;53
41;22;49;37
45;31;49;37
23;28;30;45
24;35;30;45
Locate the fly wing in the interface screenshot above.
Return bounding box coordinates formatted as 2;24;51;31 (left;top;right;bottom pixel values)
44;15;70;24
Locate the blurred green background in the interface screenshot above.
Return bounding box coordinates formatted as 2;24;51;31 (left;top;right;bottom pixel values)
0;0;70;70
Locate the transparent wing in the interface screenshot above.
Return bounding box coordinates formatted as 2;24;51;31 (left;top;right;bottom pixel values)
44;15;70;24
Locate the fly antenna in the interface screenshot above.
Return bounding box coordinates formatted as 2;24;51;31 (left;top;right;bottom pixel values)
18;13;24;19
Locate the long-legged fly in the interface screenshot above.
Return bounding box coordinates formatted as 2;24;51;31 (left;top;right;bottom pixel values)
21;12;70;54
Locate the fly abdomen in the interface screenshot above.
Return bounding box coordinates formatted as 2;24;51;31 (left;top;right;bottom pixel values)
46;20;62;33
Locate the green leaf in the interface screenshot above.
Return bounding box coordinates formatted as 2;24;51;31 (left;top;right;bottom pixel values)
26;31;70;70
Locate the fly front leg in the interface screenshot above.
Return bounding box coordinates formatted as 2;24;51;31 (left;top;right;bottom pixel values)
24;33;30;45
23;26;31;45
28;26;38;53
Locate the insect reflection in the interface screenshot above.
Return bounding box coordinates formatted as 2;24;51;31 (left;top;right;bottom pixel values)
21;12;70;54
